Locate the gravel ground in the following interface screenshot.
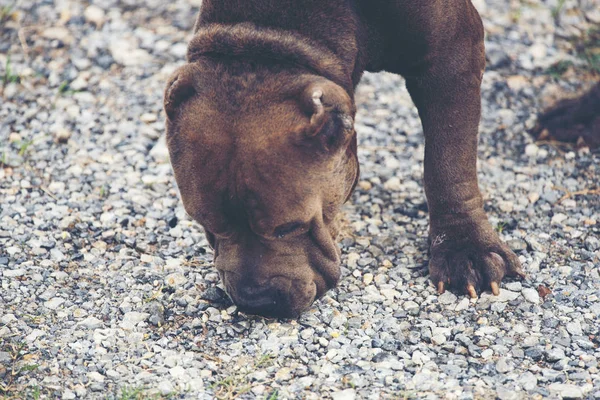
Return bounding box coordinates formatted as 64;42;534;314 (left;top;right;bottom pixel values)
1;0;599;399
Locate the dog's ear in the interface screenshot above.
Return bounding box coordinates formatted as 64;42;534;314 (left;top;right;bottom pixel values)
164;65;197;121
298;81;355;153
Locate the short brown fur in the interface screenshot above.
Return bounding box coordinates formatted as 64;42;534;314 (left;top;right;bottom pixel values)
165;0;525;318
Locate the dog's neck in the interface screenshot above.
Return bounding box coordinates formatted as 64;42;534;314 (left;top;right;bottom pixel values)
187;23;354;93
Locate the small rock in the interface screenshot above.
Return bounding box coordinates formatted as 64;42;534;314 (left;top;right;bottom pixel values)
121;312;149;329
566;321;583;336
438;292;457;305
77;316;103;329
84;5;105;27
508;239;527;252
150;135;170;163
497;385;519;400
527;192;540;204
201;287;230;304
481;349;493;359
42;27;73;44
525;347;543;361
551;213;568;226
487;289;520;303
548;383;583;399
522;288;540;304
584;236;600;252
45;297;65;310
110;38;152;66
1;314;17;325
140;113;158;123
519;371;537;391
165;273;187;286
507;75;528;91
169;366;187;379
275;367;292;381
496;358;511;373
55;127;71;144
545;347;566;362
455;297;470;311
331;389;356;400
145;302;165;326
529;43;547;60
525;144;539;157
158;381;174;396
50;248;66;262
383;177;401;191
432;335;446;345
88;371;105;383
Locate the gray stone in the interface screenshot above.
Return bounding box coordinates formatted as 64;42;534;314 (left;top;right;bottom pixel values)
45;297;65;310
77;316;103;329
121;312;149;329
566;321;583;336
331;389;356;400
522;288;540;304
545;347;566;362
548;383;583;399
438;292;457;305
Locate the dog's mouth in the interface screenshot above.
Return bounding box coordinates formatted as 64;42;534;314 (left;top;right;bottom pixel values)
203;218;343;318
218;269;326;318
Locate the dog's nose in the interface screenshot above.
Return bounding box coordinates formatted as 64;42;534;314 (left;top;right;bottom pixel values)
235;283;293;318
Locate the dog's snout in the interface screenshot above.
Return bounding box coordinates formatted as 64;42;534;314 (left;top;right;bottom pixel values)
234;277;296;318
236;286;286;317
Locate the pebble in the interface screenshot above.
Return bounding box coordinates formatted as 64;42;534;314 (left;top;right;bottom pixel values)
158;381;175;396
545;347;566;362
548;383;583;399
121;312;150;329
77;316;103;329
566;321;583;336
110;38;152;66
454;297;470;311
522;288;540;304
519;372;538;391
146;303;165;326
84;5;105;27
88;371;105;383
438;292;457;305
486;290;520;303
551;213;568;226
45;297;65;310
55;127;71;144
496;358;511;373
165;273;187;286
497;386;519;400
383;177;401;191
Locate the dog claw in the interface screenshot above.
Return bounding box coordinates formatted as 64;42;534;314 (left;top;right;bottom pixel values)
437;282;445;294
490;282;500;296
467;285;477;299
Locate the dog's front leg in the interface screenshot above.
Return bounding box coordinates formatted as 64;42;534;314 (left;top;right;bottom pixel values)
404;9;525;297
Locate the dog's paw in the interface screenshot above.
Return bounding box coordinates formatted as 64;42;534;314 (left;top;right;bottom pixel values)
428;221;525;298
531;82;600;148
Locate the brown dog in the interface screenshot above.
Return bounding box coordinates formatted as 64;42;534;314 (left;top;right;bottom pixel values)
164;0;525;318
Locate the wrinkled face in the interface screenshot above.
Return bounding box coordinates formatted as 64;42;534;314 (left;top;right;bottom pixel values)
164;63;358;317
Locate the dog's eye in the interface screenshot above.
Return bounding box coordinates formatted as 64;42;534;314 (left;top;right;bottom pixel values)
274;222;303;238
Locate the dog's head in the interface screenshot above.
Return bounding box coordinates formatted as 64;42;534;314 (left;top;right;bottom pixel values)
164;60;358;318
